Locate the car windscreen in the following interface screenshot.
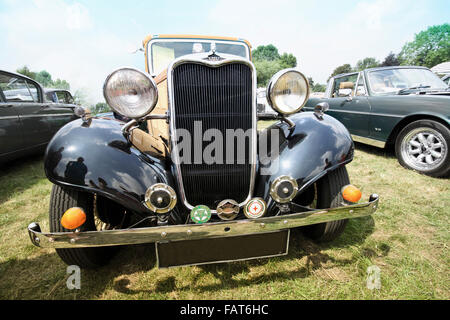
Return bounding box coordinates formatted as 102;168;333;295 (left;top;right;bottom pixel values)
150;40;249;76
367;68;448;95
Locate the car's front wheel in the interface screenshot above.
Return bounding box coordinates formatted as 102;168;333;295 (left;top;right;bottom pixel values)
301;166;349;242
395;120;450;177
49;185;121;268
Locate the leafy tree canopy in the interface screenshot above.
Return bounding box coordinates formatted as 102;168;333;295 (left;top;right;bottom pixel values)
16;66;71;90
16;66;36;79
252;45;297;86
399;23;450;68
355;57;380;71
380;52;400;67
91;102;111;115
253;44;280;61
329;64;353;79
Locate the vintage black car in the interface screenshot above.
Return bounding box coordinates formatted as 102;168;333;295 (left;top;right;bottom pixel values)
305;66;450;177
0;70;77;164
28;35;379;269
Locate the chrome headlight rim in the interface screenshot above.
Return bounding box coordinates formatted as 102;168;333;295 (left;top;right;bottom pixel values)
266;68;310;115
144;183;177;214
103;67;158;120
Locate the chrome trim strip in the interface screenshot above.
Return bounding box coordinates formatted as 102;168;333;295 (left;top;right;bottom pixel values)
19;113;73;118
352;135;386;148
325;108;403;118
167;53;258;212
28;194;378;248
0;116;18;120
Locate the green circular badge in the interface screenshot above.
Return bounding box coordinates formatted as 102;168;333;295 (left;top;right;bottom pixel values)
190;205;212;224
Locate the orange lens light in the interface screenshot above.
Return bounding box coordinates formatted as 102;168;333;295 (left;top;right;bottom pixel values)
61;207;86;230
342;185;362;203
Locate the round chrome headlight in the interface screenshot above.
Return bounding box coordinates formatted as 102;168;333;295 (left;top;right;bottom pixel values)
103;67;158;119
266;69;310;115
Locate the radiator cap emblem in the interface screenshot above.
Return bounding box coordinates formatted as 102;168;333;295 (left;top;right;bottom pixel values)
190;205;212;224
244;198;267;219
216;199;239;221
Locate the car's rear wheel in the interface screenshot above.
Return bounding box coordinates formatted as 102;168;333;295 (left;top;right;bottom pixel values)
49;184;122;269
395;120;450;177
301;166;349;242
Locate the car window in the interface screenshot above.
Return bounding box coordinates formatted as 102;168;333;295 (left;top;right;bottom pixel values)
367;68;447;95
149;40;249;75
56;91;66;103
355;73;367;96
65;92;74;104
331;74;358;98
45;91;57;103
0;73;39;102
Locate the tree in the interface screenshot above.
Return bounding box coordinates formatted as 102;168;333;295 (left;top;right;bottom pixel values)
279;53;297;69
16;66;36;79
35;70;53;87
329;64;353;79
307;77;326;92
91;102;110;115
52;78;70;90
355;57;380;71
380;52;400;67
252;44;298;86
16;66;71;90
254;59;283;87
252;44;280;61
399;23;450;68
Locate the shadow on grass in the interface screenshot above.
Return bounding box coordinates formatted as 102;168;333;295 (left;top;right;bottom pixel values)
0;216;375;299
0;154;45;203
354;142;396;159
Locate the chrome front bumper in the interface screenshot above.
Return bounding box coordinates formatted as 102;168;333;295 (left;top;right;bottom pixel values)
28;194;379;249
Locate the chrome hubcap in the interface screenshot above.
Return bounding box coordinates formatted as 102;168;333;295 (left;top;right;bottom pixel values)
401;127;447;171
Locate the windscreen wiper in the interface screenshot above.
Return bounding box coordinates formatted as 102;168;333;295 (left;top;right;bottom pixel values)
397;85;431;95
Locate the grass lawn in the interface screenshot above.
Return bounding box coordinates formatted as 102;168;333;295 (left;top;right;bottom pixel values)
0;122;449;299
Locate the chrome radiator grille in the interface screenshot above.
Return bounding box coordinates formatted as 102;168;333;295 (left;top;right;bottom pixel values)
171;61;255;209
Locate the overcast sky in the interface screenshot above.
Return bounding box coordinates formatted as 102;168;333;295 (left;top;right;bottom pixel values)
1;0;449;104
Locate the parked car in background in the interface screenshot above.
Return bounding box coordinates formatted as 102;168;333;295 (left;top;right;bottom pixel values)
44;88;75;105
256;87;277;116
442;74;450;86
0;70;77;164
305;66;450;177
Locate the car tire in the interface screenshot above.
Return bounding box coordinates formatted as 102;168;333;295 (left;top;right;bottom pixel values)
395;120;450;178
49;184;118;269
302;166;349;242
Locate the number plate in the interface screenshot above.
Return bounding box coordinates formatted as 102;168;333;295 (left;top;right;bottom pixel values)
156;230;290;268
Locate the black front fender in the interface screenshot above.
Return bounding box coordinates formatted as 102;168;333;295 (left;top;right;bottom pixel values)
256;112;354;201
44;118;174;214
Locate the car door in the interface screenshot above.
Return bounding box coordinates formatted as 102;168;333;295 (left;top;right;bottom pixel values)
0;72;24;160
47;90;76;135
325;73;371;137
7;77;56;148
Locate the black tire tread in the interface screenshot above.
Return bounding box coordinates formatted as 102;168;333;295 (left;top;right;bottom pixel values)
303;166;349;242
49;185;114;268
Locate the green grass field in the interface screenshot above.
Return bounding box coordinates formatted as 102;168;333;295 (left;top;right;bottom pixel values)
0;123;449;299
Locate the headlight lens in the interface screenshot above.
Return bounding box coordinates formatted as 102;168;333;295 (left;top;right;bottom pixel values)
266;69;309;115
103;68;158;119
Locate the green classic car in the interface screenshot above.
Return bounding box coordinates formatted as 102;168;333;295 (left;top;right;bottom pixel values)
305;66;450;177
